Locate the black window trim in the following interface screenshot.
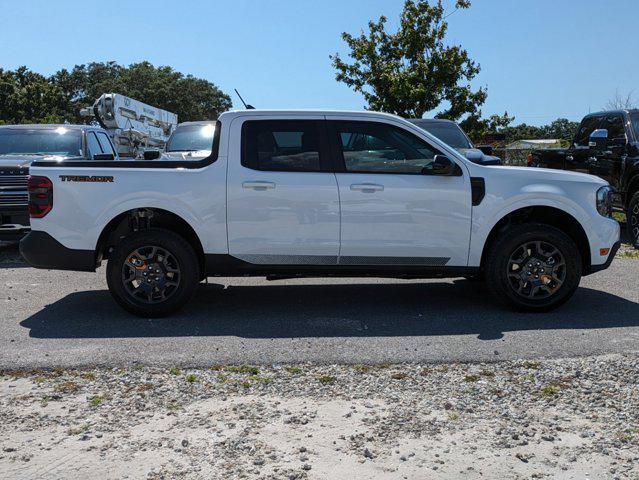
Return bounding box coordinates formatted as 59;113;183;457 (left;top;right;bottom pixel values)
95;130;117;157
240;119;332;173
31;120;222;169
327;119;459;176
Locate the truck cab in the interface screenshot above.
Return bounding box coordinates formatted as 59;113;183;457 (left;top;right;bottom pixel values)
529;110;639;246
0;124;118;241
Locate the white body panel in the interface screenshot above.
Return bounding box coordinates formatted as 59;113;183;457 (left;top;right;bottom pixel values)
226;113;340;262
28;109;620;272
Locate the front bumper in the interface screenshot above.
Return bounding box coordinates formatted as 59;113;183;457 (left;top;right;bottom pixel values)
20;231;96;272
587;241;621;274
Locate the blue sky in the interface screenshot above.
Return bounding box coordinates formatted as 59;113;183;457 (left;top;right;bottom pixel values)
1;0;638;125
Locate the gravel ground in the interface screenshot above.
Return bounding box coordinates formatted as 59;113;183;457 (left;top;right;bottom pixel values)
1;355;638;479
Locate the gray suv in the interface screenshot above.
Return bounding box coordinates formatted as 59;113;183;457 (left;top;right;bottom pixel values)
0;124;118;241
409;118;501;166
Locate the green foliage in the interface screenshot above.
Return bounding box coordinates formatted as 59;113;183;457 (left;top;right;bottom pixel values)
0;62;232;125
0;67;66;124
331;0;485;120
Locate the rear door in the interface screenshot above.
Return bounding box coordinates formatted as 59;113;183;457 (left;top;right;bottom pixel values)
328;118;472;267
226;117;340;264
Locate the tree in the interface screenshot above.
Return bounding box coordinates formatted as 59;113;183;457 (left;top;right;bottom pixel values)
0;67;66;124
330;0;487;121
605;89;636;110
51;61;232;123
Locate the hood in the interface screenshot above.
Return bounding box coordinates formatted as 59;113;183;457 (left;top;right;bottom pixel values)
0;154;39;169
485;164;608;186
457;148;501;166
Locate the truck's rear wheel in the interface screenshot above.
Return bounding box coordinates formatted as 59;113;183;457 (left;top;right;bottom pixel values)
106;229;199;317
627;192;639;248
485;223;582;312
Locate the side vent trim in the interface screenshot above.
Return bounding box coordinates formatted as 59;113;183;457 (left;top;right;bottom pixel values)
470;177;485;206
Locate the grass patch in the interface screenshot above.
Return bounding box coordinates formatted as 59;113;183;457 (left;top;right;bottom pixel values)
217;374;229;384
226;365;260;375
391;372;408;380
539;383;560;397
54;381;79;394
81;372;96;381
169;367;181;376
448;411;460;421
285;366;302;375
185;374;197;383
618;248;639;259
248;375;272;384
353;364;371;374
210;364;224;371
33;376;47;384
88;395;104;407
318;375;336;385
521;361;541;370
464;374;481;382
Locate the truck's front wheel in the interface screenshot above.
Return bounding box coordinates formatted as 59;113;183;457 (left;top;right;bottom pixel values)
485;223;582;312
627;192;639;248
106;229;199;317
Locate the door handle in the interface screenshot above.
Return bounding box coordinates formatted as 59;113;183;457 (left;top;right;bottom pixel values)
350;183;384;193
242;181;276;190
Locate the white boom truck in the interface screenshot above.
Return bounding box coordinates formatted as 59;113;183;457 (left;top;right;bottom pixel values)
81;93;178;158
20;110;620;317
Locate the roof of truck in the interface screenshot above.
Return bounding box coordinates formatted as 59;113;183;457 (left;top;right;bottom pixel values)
583;109;639;118
221;109;403;119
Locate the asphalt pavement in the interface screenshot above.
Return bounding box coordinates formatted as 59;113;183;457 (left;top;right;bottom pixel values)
1;246;638;369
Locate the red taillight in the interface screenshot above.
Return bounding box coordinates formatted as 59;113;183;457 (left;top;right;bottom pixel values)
28;175;53;218
527;153;534;166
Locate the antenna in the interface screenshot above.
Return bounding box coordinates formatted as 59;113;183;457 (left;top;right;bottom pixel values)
234;89;255;110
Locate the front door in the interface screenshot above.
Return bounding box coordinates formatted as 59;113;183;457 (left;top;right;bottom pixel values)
568;115;604;173
226;117;340;265
328;118;472;267
589;114;627;189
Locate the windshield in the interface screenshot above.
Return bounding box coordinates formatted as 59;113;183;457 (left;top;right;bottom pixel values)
412;121;472;149
0;127;83;157
166;124;215;152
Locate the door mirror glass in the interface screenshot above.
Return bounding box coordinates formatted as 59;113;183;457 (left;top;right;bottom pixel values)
422;155;455;176
589;129;608;150
477;145;493;155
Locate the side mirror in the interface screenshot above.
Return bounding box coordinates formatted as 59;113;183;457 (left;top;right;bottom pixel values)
422;155;456;176
477;145;493;156
93;153;115;160
589;129;608;150
143;150;161;160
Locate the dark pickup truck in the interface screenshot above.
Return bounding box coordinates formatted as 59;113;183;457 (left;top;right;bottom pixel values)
528;109;639;247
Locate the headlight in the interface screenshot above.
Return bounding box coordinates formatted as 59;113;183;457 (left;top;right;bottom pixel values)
596;186;614;217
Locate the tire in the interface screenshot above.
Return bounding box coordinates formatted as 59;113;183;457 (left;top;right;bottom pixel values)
485;223;582;312
106;228;200;317
627;191;639;249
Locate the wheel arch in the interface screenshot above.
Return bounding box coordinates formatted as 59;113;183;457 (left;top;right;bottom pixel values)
479;206;591;272
95;208;205;274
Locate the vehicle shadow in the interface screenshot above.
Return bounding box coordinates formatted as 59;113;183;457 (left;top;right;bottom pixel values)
0;244;28;269
20;280;639;341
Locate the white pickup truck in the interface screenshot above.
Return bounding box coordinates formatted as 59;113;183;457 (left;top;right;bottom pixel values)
20;110;620;317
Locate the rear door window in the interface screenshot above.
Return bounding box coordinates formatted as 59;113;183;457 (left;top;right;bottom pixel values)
241;120;326;172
